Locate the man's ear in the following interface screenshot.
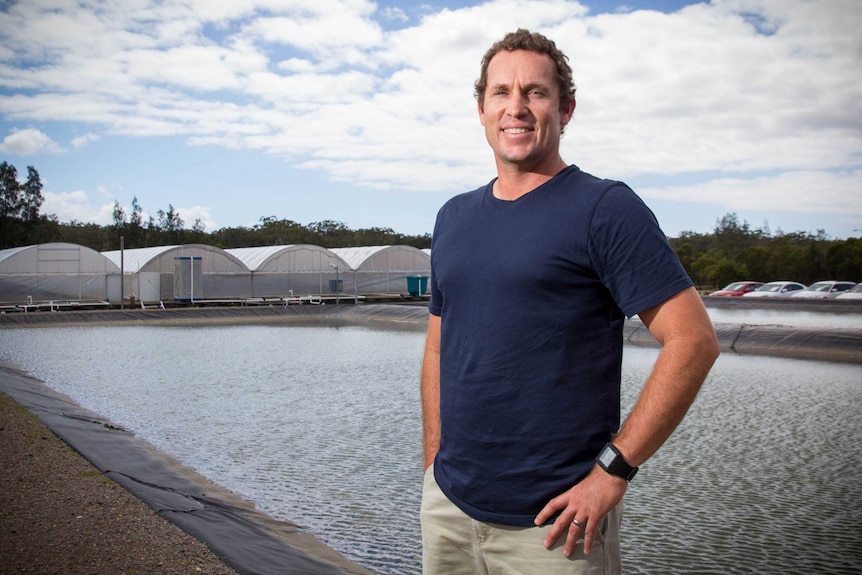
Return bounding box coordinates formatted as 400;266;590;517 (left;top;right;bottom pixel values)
561;99;576;127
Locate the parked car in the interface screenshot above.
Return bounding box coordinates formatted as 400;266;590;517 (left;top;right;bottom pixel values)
709;281;765;297
742;281;806;297
791;280;856;299
836;284;862;299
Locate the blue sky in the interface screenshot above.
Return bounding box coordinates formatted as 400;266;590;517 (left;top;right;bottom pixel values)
1;0;860;240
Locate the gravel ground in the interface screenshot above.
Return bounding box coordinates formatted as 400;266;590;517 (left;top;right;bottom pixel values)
0;391;239;575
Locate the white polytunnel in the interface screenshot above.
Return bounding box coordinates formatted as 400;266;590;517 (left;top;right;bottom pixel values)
102;244;251;303
331;245;431;296
0;243;121;304
0;242;435;305
225;245;351;298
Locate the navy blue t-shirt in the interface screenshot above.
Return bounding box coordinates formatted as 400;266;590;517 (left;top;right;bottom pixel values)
428;165;692;526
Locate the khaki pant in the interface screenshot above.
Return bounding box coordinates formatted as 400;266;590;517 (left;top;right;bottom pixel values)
420;466;622;575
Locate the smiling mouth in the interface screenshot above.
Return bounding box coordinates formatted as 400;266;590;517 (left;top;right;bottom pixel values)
503;128;532;134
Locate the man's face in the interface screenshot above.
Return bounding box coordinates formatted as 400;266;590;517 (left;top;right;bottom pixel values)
478;50;574;172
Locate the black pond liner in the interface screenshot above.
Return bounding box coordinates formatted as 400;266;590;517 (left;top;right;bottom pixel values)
0;359;371;575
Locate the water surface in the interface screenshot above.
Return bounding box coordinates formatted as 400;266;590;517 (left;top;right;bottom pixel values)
1;325;860;574
705;305;860;329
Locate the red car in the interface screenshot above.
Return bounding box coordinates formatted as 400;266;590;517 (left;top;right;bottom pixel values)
709;281;765;297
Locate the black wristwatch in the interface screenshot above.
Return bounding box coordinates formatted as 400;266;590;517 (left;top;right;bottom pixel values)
596;442;638;481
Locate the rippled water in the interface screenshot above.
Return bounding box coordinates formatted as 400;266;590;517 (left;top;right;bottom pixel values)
1;324;861;574
705;306;861;329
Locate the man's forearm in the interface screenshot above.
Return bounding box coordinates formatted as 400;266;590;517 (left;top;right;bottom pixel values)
614;287;719;467
613;330;718;467
421;315;442;469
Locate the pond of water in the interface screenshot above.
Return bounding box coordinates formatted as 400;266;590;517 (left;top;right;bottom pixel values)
1;324;860;574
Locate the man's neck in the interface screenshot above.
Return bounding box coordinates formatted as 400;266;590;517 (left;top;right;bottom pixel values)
492;157;569;201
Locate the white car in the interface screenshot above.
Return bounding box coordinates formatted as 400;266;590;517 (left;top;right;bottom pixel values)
742;281;806;297
835;284;862;300
790;280;856;299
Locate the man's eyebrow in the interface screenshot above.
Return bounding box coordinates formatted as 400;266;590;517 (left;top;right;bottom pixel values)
523;82;551;92
489;81;552;93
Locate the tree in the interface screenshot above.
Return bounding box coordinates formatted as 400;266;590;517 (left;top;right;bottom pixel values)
712;212;766;264
20;166;44;224
157;204;184;244
826;238;862;280
308;219;351;247
157;204;184;232
689;248;750;288
742;246;772;281
0;161;22;247
355;226;400;246
254;216;310;245
123;196;145;248
130;196;143;227
112;200;126;228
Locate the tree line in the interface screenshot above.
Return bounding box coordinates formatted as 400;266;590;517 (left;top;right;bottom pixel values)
1;161;860;288
669;213;861;289
0;161;432;252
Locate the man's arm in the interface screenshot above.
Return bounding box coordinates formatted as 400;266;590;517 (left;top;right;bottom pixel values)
611;287;719;466
421;313;442;470
535;286;719;556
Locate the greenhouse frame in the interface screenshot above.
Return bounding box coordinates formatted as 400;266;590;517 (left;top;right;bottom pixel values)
0;243;121;306
102;244;250;303
331;246;431;296
226;245;352;298
1;242;431;306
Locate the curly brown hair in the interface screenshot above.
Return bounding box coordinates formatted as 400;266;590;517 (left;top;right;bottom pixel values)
474;29;576;113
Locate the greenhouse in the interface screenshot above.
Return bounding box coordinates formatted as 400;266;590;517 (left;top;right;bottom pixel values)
0;243;120;306
102;244;251;303
225;245;351;298
331;246;431;296
1;242;432;306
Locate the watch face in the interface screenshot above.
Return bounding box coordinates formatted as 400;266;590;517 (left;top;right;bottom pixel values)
598;446;617;468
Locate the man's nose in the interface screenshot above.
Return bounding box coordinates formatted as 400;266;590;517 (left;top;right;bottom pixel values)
505;93;528;117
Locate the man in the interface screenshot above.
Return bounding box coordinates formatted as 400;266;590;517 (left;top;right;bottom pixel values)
420;29;719;575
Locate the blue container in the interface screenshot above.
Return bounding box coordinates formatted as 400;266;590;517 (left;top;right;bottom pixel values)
406;275;429;297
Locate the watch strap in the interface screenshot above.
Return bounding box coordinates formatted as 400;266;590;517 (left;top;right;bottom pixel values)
596;442;638;481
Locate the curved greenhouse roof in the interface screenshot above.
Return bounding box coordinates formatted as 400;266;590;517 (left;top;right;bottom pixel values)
102;244;248;273
331;245;430;272
0;243;120;274
226;245;350;272
0;243;121;304
1;242;432;302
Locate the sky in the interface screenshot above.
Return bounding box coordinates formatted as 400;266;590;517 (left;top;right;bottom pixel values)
0;0;860;241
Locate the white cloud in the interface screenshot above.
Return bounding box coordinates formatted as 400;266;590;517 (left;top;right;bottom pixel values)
380;6;409;22
42;190;103;223
177;206;218;232
71;133;100;148
640;169;862;215
42;189;214;231
0;128;62;155
554;0;862;179
0;0;860;228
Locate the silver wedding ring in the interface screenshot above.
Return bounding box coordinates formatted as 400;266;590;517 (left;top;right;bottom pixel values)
571;518;584;528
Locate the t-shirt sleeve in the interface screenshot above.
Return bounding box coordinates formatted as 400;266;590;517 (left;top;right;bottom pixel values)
428;208;444;317
588;184;693;318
